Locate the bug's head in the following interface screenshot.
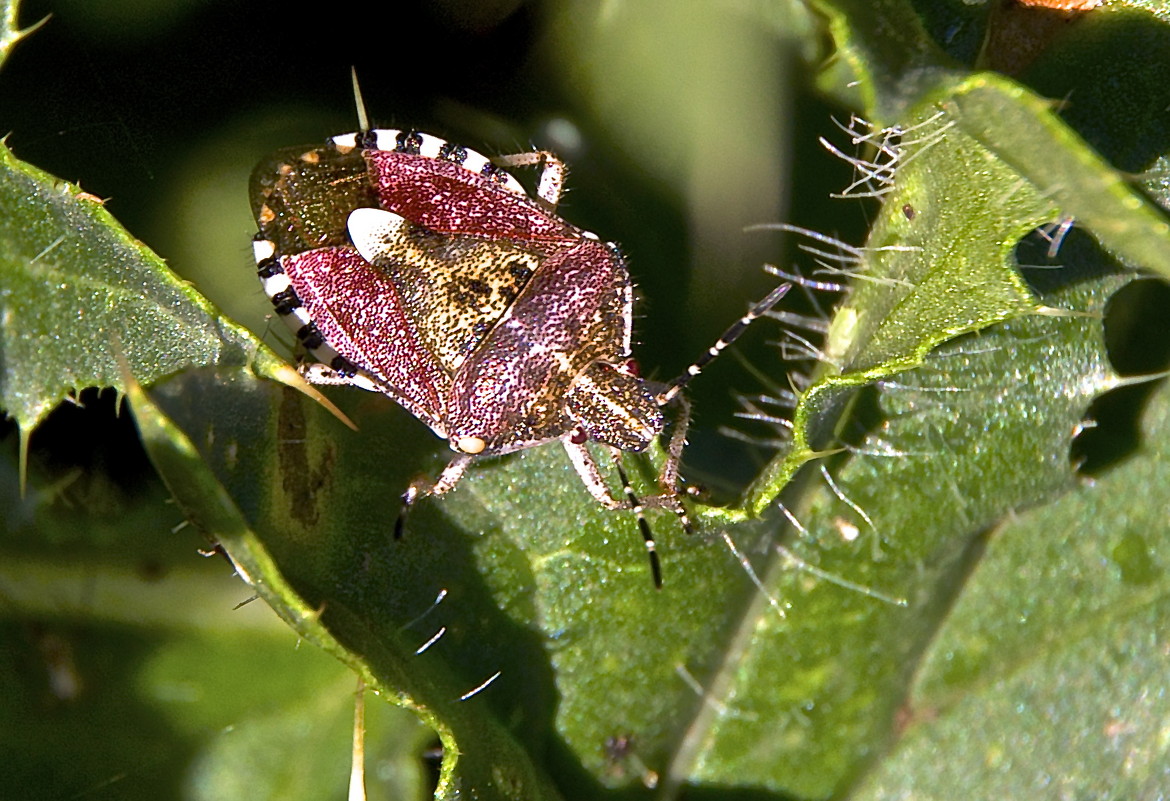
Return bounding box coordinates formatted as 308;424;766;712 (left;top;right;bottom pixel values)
564;362;664;453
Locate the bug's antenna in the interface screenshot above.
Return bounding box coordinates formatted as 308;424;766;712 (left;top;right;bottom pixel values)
658;283;791;406
351;67;370;133
611;451;663;589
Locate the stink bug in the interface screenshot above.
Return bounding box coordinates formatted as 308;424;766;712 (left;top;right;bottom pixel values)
250;127;788;587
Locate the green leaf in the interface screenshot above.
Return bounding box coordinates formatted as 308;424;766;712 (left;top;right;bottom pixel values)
852;366;1170;800
0;141;263;433
128;366;565;801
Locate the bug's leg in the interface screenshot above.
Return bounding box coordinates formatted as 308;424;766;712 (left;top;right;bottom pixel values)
563;429;685;520
563;436;628;511
641;394;694;535
564;436;662;588
396;453;475;539
653;394;689;496
493;150;566;211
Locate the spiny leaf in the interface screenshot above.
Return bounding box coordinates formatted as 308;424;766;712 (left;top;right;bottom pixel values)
748;84;1050;514
746;72;1170;516
852;372;1170;800
944;74;1170;279
700;74;1142;795
0;141;264;434
130;365;565;801
696;266;1129;796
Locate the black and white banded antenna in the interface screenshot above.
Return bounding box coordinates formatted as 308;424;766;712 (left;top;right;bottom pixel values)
657;283;791;407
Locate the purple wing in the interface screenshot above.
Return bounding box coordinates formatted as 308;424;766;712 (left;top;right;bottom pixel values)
283;247;449;431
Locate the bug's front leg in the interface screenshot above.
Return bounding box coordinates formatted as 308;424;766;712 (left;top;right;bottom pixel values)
564;436;665;587
562;430;692;527
654;394;691;504
562;437;631;511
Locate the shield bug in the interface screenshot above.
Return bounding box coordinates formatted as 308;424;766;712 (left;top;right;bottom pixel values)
250;127;788;587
